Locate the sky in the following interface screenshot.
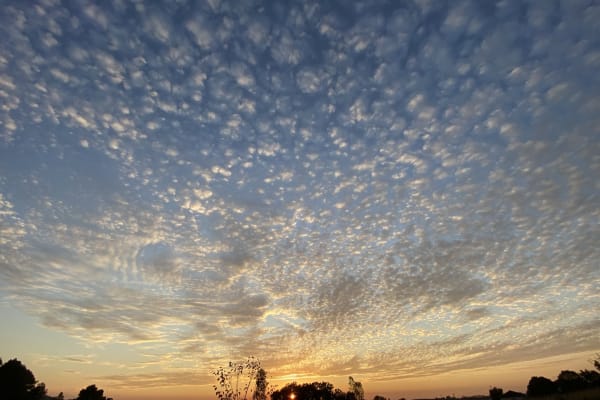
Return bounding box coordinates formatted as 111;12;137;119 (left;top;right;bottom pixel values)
0;0;599;399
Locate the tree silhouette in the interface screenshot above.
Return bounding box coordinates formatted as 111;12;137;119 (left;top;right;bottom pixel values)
76;384;113;400
527;376;556;397
556;370;586;393
579;369;600;387
271;382;340;400
348;377;364;400
488;387;502;400
270;382;297;400
0;358;47;400
334;388;346;400
252;368;269;400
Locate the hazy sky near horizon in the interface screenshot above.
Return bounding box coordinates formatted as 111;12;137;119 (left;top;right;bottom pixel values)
0;0;599;398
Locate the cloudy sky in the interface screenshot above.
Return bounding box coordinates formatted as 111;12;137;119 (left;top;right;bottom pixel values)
0;0;599;399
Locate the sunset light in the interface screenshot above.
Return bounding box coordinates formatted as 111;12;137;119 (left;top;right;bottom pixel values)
0;1;598;400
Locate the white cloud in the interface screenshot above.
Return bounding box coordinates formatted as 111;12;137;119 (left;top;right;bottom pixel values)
193;188;213;200
247;18;270;47
271;29;303;65
185;17;215;50
296;68;322;94
230;63;255;88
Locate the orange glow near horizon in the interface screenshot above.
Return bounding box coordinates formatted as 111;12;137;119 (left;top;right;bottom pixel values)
1;1;598;400
22;351;597;400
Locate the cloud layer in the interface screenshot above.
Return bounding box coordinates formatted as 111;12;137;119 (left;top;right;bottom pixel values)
0;0;598;389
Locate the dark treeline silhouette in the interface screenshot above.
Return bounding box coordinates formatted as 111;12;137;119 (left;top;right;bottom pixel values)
270;376;368;400
487;354;600;399
3;354;600;400
488;387;503;400
526;367;600;397
0;358;47;400
523;353;600;398
271;381;344;400
76;384;113;400
0;358;113;400
212;358;372;400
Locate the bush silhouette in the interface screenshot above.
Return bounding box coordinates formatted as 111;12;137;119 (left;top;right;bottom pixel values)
0;358;47;400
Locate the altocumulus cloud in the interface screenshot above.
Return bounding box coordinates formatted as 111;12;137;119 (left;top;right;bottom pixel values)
0;0;598;388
